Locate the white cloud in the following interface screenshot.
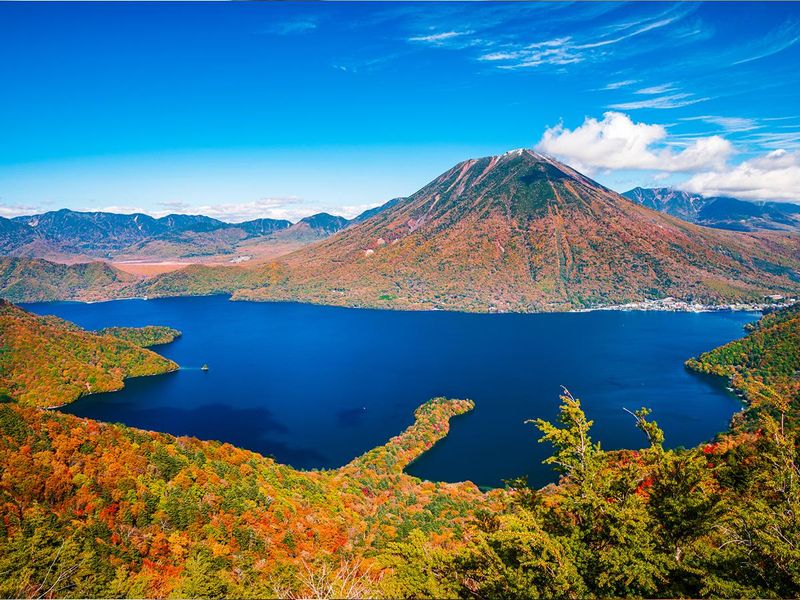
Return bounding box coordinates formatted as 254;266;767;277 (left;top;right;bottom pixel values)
336;203;383;219
164;197;311;223
574;14;685;49
732;21;800;64
87;205;152;215
608;93;708;110
0;202;41;218
706;117;758;131
409;30;472;43
490;39;582;69
416;3;699;71
479;51;525;62
535;112;733;174
76;198;314;222
477;37;588;69
23;197;357;224
177;197;365;223
269;19;318;35
602;79;638;90
528;38;572;49
680;115;761;133
681;149;800;202
635;83;676;95
155;201;192;214
741;130;800;150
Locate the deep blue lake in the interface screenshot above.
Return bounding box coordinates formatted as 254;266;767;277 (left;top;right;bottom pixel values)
25;296;753;488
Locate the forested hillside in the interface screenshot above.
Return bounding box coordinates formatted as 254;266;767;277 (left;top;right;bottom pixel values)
0;301;179;407
97;325;181;347
0;303;798;597
0;258;135;303
0;209;337;261
0;396;489;598
687;302;800;428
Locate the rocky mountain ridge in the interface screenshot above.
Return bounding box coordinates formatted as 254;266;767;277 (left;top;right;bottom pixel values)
622;187;800;232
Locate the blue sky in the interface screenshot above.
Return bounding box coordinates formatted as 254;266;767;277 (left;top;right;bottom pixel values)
1;2;799;221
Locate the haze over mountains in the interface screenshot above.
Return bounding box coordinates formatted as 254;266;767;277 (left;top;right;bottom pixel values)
623;187;800;233
1;150;799;310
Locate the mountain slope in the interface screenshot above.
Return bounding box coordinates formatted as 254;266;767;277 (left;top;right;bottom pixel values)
623;187;800;232
0;218;37;254
0;257;136;303
157;213;229;234
687;302;800;415
0;205;403;264
2;152;799;310
352;197;406;224
237;150;800;311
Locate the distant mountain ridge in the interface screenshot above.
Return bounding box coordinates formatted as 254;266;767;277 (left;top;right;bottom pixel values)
270;212;350;243
5;209;293;258
0;202;395;261
622;187;800;232
622;187;706;222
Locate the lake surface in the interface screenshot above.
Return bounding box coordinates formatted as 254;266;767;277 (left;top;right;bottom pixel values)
25;296;754;488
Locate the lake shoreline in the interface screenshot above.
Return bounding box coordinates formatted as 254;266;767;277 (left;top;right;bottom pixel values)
24;296;756;488
44;363;181;411
20;292;797;317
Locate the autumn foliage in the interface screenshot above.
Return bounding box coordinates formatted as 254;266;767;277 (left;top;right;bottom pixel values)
686;302;800;426
0;301;178;407
1;302;799;597
0;397;492;598
97;325;181;348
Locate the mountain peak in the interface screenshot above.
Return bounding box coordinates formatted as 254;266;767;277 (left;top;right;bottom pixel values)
501;147;541;159
462;148;557;170
406;147;607;224
298;213;349;230
247;152;800;312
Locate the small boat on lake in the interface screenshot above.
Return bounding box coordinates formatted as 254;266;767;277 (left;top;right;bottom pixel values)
201;364;209;371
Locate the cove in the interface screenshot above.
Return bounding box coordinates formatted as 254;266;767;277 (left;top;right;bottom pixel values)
24;295;754;488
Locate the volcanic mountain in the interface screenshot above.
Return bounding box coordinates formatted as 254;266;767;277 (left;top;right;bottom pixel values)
235;149;800;311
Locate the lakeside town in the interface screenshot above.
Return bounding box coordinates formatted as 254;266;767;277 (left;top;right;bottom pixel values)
580;295;798;313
